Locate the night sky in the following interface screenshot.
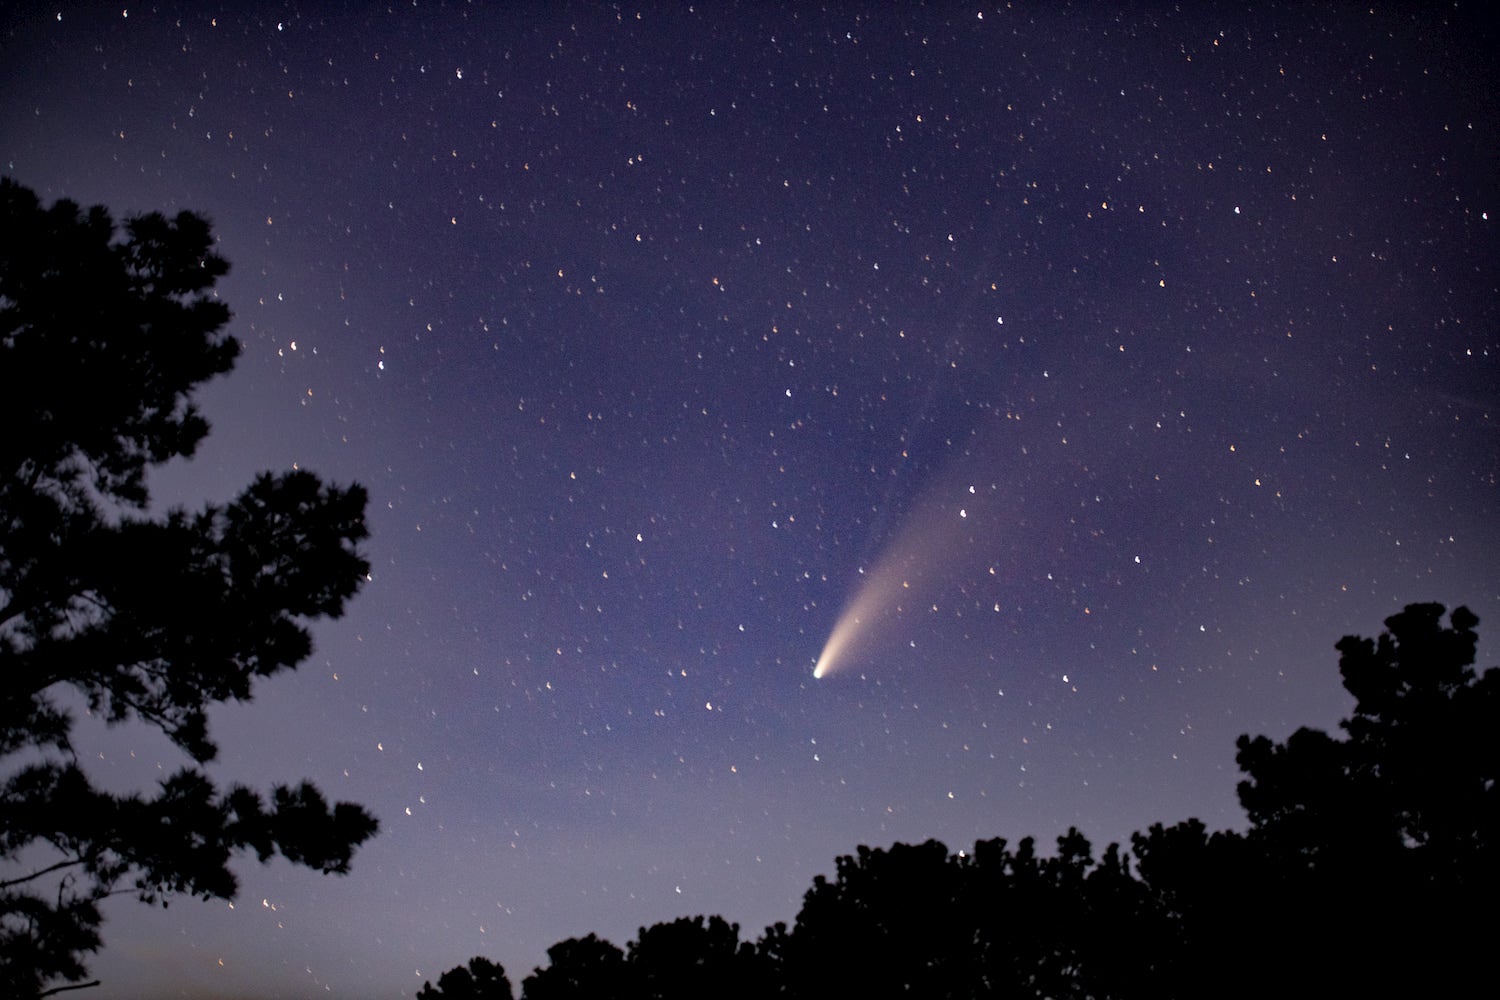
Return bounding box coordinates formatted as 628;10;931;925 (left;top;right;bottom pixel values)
3;3;1497;997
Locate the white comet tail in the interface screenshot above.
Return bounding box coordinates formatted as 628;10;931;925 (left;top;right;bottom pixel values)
812;472;1004;679
811;546;918;679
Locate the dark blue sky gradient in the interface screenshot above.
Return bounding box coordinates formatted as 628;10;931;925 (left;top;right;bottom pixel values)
3;3;1496;996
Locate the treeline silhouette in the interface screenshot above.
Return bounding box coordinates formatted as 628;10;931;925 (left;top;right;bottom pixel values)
421;603;1497;999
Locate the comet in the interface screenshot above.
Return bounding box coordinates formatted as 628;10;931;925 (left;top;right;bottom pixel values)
813;477;995;679
812;566;907;679
812;369;1016;680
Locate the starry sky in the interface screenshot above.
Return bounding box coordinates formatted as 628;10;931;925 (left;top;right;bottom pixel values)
3;3;1497;997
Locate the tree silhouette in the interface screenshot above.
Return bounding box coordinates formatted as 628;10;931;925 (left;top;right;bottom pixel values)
427;602;1496;999
777;830;1165;999
418;956;513;1000
1239;603;1495;873
0;178;378;997
1134;602;1496;997
1231;602;1495;995
1129;817;1269;998
627;915;769;1000
778;838;969;998
520;934;629;1000
970;829;1168;999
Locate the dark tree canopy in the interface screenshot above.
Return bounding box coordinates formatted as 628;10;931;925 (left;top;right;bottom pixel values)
1134;601;1497;997
427;602;1496;999
627;915;768;1000
514;919;766;1000
418;955;514;1000
0;177;378;998
521;934;628;1000
778;830;1163;1000
1240;602;1495;873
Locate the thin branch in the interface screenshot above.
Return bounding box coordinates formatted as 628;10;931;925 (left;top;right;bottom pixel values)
0;856;85;891
39;981;102;997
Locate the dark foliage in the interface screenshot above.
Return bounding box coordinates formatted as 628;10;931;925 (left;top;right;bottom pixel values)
428;602;1495;999
777;829;1166;999
1134;601;1498;996
514;920;766;1000
627;916;770;1000
0;178;378;997
418;955;513;1000
521;934;628;1000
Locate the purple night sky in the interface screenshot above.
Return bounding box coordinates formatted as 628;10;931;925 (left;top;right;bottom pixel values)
2;3;1496;996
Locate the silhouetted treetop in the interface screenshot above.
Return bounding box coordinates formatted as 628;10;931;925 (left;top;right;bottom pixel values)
0;177;378;999
520;933;627;1000
418;956;513;1000
0;176;237;508
1237;602;1496;876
